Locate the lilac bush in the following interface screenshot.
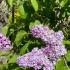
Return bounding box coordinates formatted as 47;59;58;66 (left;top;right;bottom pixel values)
16;25;67;70
1;0;70;69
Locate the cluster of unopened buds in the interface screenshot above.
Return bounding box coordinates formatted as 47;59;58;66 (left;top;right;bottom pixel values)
16;24;67;70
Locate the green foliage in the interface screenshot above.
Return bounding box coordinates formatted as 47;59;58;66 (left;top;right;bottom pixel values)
63;40;70;45
66;51;70;61
2;25;9;36
31;0;38;11
7;0;14;7
14;30;27;46
8;54;18;63
55;58;67;70
60;0;68;7
18;5;27;19
20;41;31;55
29;20;40;30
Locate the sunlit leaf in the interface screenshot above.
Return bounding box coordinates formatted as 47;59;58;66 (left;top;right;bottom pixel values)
20;41;31;55
55;58;67;70
43;0;45;3
8;54;18;63
14;30;27;46
7;0;13;7
63;40;70;45
60;0;68;7
2;25;9;36
66;51;70;61
18;5;27;19
31;0;38;11
29;20;40;30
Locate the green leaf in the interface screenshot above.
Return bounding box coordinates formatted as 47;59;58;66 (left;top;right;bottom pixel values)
29;20;40;30
55;58;67;70
60;0;68;7
16;0;20;6
67;6;70;16
7;0;13;7
55;0;59;3
18;5;27;19
31;0;38;11
2;25;9;36
43;0;45;3
9;28;14;35
20;41;31;55
67;12;70;16
14;30;27;46
63;40;70;45
8;54;18;63
66;51;70;61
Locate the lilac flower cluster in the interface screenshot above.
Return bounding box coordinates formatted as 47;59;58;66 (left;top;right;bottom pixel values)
31;25;64;44
16;48;53;70
16;25;67;70
32;25;66;61
0;33;11;51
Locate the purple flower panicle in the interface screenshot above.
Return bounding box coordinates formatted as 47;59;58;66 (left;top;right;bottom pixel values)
16;24;67;70
31;24;66;62
16;48;53;70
